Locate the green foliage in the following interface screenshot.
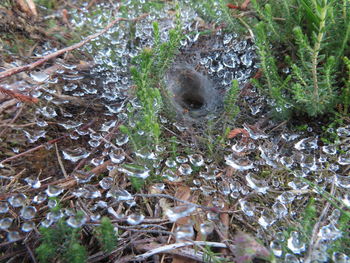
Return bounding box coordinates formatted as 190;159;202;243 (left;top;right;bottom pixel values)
202;245;230;263
204;79;241;158
127;13;182;151
34;0;57;9
95;217;118;253
328;212;350;255
189;0;245;32
341;57;350;114
250;0;350;118
300;198;317;237
36;219;87;263
130;176;145;191
224;79;240;120
64;242;87;263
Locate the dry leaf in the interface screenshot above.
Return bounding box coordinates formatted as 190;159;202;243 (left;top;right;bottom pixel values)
227;128;250;139
16;0;37;17
232;231;274;263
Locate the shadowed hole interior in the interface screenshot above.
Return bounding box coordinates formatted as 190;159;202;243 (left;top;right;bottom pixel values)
178;71;205;110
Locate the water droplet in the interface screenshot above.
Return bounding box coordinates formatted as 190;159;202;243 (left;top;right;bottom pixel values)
338;153;350;165
0;217;13;230
109;149;125;164
162;169;180;182
335;174;350;188
20;206;37;220
91;157;105;166
58;120;82;130
176;156;188;164
332;252;349;263
165;159;177;168
8;193;27;207
46;210;64;222
246;173;269;194
280;156;294;168
223;34;233;45
39;106;57;118
0;202;9;213
21;221;35;232
225;155;254;170
270;241;282;257
23;129;46;143
175;225;194;241
67;212;88;228
33;192;47;204
118;165;150;179
337;127;350;137
126;213;144;225
115;133;129;146
165;205;196;222
287;231;306;254
99;177;114;190
46;185;64;197
100;120;117;132
322;145;337;155
318;222;342;241
24;177;41;188
106;188;133;201
200;221;214;236
284;253;300;263
272;201;288;218
189;154;204;166
258;209;276;228
201;185;217;196
30;71;49;82
239;199;255;216
178;164;192;175
294;137;318;151
277;191;295;204
62;147;90;162
7;231;21;242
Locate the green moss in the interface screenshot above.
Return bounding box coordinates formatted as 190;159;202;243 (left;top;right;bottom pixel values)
95;217;118;253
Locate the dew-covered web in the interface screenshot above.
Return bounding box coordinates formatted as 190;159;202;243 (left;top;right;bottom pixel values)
0;1;349;262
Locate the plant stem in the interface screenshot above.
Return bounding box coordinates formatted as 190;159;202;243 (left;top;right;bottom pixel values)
311;5;327;103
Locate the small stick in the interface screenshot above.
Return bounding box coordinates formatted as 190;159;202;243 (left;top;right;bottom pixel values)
133;193;221;213
132;241;227;261
55;143;68;178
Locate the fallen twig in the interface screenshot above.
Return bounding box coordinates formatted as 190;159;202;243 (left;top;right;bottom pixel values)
132;241;227;261
55;143;68;178
0;85;39;103
133;193;222;213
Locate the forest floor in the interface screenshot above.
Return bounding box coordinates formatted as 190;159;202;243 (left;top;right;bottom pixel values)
0;1;349;263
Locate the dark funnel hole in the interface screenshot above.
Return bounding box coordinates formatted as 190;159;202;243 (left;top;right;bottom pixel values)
178;72;206;110
182;93;204;109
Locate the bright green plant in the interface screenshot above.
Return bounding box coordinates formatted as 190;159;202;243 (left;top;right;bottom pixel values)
125;13;182;150
189;0;245;32
202;245;230;263
250;0;350;118
224;79;240;121
36;219;87;263
95;217;118;253
341;57;350;115
327;212;350;256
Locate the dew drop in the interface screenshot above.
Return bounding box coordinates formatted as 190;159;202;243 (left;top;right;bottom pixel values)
46;185;64;197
